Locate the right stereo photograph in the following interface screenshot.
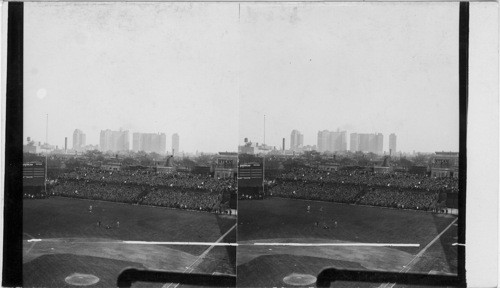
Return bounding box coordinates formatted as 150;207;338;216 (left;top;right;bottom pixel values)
237;2;463;287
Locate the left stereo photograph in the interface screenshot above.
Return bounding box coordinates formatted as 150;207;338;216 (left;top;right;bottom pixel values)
20;2;239;287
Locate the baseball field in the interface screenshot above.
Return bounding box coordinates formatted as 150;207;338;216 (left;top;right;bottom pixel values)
23;196;457;287
23;197;236;287
237;197;457;287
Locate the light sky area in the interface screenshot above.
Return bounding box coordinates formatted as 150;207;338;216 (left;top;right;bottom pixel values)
24;2;459;153
24;3;239;153
240;2;459;153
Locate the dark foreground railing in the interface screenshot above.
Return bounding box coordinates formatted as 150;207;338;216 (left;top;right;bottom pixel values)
117;267;464;288
117;268;236;288
316;268;465;287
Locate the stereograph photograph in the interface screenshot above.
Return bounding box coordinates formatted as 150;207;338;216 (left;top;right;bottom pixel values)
2;0;498;287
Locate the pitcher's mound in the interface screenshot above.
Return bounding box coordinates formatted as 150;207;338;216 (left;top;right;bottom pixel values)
65;273;100;286
283;273;317;286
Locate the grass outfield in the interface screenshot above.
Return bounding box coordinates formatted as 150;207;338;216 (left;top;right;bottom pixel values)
23;197;236;287
237;198;457;287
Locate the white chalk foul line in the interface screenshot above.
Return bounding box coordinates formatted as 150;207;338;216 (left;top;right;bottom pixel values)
121;241;238;246
26;238;418;248
27;239;42;243
25;239;237;246
379;217;459;288
165;223;238;288
251;243;420;247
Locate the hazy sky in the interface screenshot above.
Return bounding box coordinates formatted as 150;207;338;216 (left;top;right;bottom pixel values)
24;3;239;153
240;2;459;153
24;2;459;153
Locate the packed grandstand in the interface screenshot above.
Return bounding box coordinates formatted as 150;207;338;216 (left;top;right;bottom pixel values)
236;161;458;212
27;167;236;213
266;168;457;211
24;151;458;213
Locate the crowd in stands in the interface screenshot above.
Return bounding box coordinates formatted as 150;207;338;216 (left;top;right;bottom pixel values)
59;167;235;192
270;182;361;204
268;180;441;211
358;188;439;211
48;168;235;213
265;167;454;211
51;182;143;203
142;188;225;212
30;164;453;212
278;168;458;192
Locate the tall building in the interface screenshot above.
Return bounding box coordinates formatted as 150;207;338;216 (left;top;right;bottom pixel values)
357;134;369;152
389;133;397;155
172;133;179;155
351;132;383;154
290;130;303;150
72;129;86;150
369;134;378;153
350;133;359;152
132;134;141;153
132;133;167;154
317;130;329;152
375;133;383;154
99;129;129;152
317;130;347;153
331;130;347;152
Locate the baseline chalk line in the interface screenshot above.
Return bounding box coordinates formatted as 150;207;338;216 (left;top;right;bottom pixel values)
26;239;419;248
251;243;420;247
122;241;238;246
27;239;42;242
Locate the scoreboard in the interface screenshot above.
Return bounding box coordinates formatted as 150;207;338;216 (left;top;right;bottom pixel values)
238;163;263;187
23;162;45;187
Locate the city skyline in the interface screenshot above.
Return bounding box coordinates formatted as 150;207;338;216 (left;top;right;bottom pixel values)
28;125;446;154
26;128;186;154
30;125;441;154
244;130;402;154
250;127;440;154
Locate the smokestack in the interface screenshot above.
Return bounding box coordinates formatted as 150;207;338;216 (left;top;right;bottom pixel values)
65;137;67;151
244;138;248;143
282;138;285;151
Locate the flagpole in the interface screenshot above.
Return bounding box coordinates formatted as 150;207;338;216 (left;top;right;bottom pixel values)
262;115;265;196
45;154;47;193
45;114;48;193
